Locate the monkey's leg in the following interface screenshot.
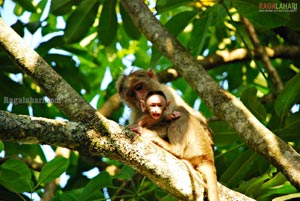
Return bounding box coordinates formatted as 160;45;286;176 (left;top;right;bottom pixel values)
197;162;220;201
151;137;182;158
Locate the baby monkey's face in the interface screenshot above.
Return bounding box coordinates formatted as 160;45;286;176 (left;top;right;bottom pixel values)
146;94;167;120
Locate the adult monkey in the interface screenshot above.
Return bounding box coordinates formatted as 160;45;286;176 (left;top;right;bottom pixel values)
117;69;219;201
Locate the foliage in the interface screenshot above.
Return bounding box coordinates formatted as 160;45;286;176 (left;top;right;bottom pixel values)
0;0;299;200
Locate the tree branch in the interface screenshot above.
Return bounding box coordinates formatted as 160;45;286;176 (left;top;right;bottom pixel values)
0;110;253;200
158;45;300;83
241;16;284;93
0;19;94;123
120;0;300;188
197;45;300;71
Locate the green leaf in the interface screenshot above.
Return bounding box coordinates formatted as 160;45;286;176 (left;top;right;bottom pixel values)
285;112;300;130
156;0;193;13
0;159;33;193
151;11;197;65
26;21;42;34
64;0;100;43
237;168;298;200
287;11;300;31
220;150;257;187
189;13;212;56
165;11;197;36
160;194;178;201
78;171;112;201
257;179;298;200
189;3;227;56
15;0;37;12
241;87;267;123
275;72;300;119
0;141;3;152
278;112;300;141
233;0;289;28
209;121;238;146
226;64;243;90
260;172;287;190
59;188;84;201
98;0;118;46
50;0;78;16
113;165;135;180
119;2;141;40
37;156;69;185
238;172;270;195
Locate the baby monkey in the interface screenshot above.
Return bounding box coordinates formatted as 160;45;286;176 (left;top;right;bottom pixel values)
129;90;180;134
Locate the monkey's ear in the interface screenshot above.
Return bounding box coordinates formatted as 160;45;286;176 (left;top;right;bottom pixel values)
166;100;171;110
116;76;125;94
147;68;158;80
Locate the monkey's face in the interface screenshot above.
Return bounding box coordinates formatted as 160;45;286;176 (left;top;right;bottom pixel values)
117;69;160;110
146;94;166;120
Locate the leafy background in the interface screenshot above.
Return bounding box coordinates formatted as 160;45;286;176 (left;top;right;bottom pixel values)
0;0;300;200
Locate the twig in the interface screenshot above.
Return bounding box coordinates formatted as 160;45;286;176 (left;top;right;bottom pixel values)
241;16;284;93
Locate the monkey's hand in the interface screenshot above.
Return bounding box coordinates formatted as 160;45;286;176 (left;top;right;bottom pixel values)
166;111;181;121
127;124;142;134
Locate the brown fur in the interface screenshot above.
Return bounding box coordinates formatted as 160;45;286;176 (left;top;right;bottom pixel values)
117;69;219;201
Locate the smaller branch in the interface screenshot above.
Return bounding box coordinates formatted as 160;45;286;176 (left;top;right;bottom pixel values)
197;46;300;70
241;16;284;93
97;93;122;117
42;181;58;201
0;110;89;150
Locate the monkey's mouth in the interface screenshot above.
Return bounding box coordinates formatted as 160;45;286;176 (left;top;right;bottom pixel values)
152;113;161;119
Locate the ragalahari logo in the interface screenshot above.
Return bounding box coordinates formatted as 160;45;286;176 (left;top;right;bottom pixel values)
258;2;298;12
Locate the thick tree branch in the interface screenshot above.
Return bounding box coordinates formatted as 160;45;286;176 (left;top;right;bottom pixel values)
121;0;300;188
0;110;253;200
0;19;94;123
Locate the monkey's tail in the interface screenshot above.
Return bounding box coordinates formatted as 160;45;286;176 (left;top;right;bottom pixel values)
181;159;207;200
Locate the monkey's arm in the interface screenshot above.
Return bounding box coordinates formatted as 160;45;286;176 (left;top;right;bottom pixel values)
165;111;181;121
128;114;158;134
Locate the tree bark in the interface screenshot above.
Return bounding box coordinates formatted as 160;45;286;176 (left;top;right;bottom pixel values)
0;110;254;200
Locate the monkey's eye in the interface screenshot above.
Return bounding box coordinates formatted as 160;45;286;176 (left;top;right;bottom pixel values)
128;91;135;97
135;83;143;91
